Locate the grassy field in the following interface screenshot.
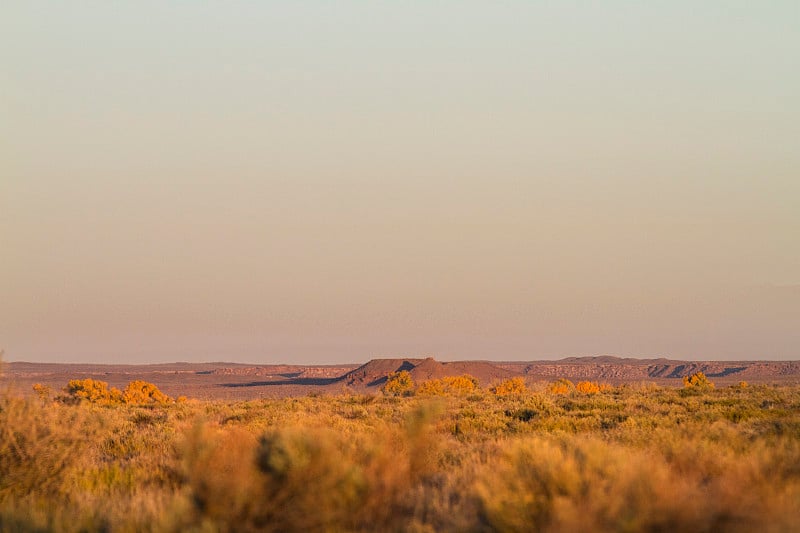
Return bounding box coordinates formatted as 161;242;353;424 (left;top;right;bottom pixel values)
2;374;799;532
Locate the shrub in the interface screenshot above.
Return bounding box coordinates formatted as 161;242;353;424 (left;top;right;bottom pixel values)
575;381;600;394
682;372;714;389
491;377;529;397
383;371;415;396
548;378;574;395
417;379;445;396
575;381;611;394
475;437;709;532
59;379;172;405
123;380;172;405
445;375;479;394
417;375;479;396
179;407;448;532
0;396;94;498
255;427;368;526
62;378;123;404
32;383;52;402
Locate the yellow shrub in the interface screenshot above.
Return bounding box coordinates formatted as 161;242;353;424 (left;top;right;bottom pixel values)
682;372;714;389
575;381;600;394
575;381;611;394
491;377;528;397
63;378;123;404
444;375;479;394
547;378;574;395
416;375;478;396
122;380;172;405
32;383;52;401
416;379;445;396
60;379;171;404
383;370;415;396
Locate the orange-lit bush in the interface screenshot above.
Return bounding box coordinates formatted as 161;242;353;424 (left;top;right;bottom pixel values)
32;383;51;401
575;381;611;394
682;372;714;389
416;379;445;396
60;378;172;405
123;380;172;405
547;378;574;395
63;378;123;404
382;370;415;396
491;377;529;397
444;375;479;394
416;375;479;396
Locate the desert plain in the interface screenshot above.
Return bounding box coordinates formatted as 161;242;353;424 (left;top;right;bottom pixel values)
5;356;800;400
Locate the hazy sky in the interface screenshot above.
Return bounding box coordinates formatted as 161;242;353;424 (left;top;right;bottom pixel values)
2;2;798;363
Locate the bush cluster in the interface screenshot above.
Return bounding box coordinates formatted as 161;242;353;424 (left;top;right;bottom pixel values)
56;378;173;405
417;375;479;396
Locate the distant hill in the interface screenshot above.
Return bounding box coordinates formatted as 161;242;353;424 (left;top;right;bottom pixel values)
339;357;518;388
497;356;800;382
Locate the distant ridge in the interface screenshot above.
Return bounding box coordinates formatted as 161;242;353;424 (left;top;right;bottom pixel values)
4;357;799;401
338;357;521;388
341;359;424;387
497;358;800;381
331;357;800;389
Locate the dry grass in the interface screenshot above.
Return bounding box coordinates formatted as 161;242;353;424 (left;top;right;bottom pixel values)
1;371;799;532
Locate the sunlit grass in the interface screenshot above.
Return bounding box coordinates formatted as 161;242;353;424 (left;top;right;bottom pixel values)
1;373;799;532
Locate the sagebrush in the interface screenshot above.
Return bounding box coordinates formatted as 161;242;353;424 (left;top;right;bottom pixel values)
1;378;799;532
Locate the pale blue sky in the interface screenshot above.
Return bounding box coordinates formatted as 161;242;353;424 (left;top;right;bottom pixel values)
2;2;798;363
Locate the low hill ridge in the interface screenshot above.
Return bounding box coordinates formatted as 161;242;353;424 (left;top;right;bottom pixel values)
341;358;424;387
340;357;519;388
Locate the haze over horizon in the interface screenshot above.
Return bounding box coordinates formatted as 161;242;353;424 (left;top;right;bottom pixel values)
2;2;798;364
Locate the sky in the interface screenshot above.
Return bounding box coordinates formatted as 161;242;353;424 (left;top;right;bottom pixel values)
1;2;798;364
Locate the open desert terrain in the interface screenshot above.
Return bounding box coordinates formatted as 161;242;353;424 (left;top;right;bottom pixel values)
4;357;800;400
2;358;799;532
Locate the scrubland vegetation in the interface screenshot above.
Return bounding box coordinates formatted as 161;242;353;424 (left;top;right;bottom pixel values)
2;371;799;532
